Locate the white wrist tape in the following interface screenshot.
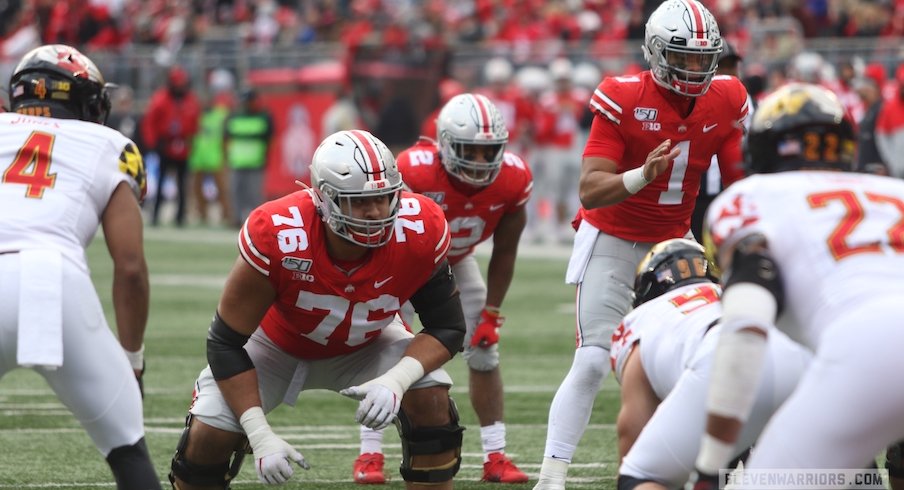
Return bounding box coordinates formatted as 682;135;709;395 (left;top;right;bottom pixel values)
696;433;736;475
124;344;144;371
240;406;273;449
380;356;425;395
707;328;768;421
622;166;651;194
721;283;777;331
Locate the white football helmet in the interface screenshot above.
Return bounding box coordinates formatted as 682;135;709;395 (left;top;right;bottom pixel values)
436;93;509;186
642;0;723;97
309;130;403;247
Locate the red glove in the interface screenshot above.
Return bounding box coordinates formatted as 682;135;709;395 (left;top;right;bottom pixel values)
470;307;504;348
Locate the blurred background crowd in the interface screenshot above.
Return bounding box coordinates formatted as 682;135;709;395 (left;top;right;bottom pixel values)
2;0;903;240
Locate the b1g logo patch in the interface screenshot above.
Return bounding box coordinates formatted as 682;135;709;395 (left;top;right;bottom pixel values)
423;192;445;205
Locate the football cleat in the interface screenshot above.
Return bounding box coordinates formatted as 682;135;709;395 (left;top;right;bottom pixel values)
353;452;386;484
482;452;529;484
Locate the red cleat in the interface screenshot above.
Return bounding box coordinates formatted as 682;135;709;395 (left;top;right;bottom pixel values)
482;452;529;484
353;452;386;484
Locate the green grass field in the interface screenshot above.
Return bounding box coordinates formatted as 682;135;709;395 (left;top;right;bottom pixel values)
0;226;621;489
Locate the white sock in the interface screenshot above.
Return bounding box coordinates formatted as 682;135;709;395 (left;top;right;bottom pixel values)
480;422;506;461
542;345;610;462
359;425;384;455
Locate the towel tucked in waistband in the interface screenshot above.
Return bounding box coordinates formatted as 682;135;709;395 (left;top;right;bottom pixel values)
17;249;63;369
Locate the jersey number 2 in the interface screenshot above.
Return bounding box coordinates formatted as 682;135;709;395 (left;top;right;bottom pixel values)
2;131;57;198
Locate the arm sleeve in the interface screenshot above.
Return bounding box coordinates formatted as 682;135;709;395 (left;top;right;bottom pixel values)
409;260;466;357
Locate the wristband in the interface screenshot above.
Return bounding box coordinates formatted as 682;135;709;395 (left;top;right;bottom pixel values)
124;344;144;371
696;433;735;475
622;166;651;194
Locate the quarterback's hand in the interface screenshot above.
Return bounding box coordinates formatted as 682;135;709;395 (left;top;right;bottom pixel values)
643;139;681;182
470;308;504;348
340;381;401;430
240;407;310;484
686;468;720;490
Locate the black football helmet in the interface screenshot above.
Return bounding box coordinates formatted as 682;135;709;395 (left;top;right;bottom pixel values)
634;238;718;307
9;44;112;124
746;82;855;175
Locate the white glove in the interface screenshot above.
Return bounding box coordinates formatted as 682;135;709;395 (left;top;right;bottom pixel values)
341;381;401;430
240;407;310;484
340;356;425;430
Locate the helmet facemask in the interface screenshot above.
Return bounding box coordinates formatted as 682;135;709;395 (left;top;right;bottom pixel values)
441;139;506;186
319;182;402;248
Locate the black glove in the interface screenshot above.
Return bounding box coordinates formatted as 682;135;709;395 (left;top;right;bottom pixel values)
135;360;145;399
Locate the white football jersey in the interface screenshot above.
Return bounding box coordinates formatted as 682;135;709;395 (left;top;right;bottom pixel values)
611;282;722;398
706;171;904;349
0;113;144;272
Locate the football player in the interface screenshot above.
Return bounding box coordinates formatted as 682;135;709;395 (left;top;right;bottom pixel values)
0;45;159;489
535;1;750;488
169;130;467;490
694;83;904;486
351;93;532;484
613;239;810;489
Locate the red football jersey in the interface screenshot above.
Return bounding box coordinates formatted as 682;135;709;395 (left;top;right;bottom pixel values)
581;71;749;242
397;138;532;264
239;190;452;359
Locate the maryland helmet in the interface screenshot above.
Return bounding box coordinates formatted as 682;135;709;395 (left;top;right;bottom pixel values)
437;93;509;186
642;0;723;97
634;238;718;307
746;83;856;174
9;44;112;123
309;130;403;248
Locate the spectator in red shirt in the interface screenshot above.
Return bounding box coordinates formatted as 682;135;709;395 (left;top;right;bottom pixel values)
141;66;201;226
875;64;904;179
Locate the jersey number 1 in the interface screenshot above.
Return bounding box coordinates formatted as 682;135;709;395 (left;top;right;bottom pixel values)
2;131;57;198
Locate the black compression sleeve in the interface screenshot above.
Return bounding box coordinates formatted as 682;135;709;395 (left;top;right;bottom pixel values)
206;312;255;380
409;260;466;356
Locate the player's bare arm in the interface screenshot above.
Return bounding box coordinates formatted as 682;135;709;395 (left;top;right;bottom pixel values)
212;257;277;418
699;233;779;474
579;140;680;209
486;206;527;308
616;344;660;463
102;182;149;369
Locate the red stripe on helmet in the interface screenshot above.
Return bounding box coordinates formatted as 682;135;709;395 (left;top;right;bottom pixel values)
349;130;384;181
683;0;705;39
472;94;491;134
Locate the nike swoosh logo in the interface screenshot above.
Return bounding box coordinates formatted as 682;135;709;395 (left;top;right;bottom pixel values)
490;204;505;211
374;276;393;288
702;123;718;133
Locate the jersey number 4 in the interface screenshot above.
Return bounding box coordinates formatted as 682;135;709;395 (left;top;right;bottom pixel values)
2;131;57;198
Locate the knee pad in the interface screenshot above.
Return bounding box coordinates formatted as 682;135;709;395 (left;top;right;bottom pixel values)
106;437;161;490
394;397;465;484
168;414;249;489
887;441;904;478
463;344;500;371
